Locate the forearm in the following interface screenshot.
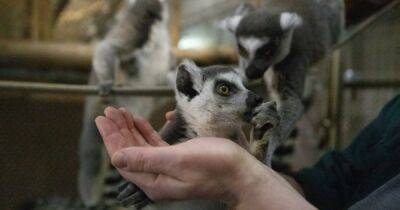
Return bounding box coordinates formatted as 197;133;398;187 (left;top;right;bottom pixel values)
233;161;315;210
281;174;305;196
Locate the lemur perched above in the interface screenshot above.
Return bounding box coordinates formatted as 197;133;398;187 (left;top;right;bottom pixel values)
79;0;171;207
117;60;280;210
93;0;171;92
221;0;345;165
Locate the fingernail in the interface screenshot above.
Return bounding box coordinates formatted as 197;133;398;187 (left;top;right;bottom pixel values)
112;152;127;168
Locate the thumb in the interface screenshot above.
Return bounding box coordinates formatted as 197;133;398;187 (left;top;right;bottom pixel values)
111;146;180;177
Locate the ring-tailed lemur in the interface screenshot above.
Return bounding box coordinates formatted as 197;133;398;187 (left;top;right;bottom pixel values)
79;0;171;208
117;59;280;210
220;0;345;165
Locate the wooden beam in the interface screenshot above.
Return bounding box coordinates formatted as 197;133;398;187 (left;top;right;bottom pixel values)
0;80;174;97
0;40;238;71
171;47;237;65
0;40;92;71
345;0;393;25
344;80;400;89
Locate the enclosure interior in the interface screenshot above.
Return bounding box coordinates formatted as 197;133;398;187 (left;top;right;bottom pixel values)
0;0;399;209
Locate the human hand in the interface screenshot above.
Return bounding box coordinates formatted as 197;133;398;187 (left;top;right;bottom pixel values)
95;107;315;209
95;107;253;203
165;110;175;122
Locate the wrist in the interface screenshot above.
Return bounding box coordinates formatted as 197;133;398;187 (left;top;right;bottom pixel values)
220;154;267;206
230;157;316;210
215;151;265;206
233;159;271;209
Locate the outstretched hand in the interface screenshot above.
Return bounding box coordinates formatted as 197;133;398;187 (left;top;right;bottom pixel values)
95;107;315;210
95;107;252;203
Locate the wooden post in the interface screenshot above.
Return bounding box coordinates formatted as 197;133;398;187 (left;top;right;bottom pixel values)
31;0;54;40
327;50;343;150
169;0;181;47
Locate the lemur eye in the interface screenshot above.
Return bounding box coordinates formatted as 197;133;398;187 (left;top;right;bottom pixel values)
237;43;249;58
265;49;273;56
257;42;275;57
217;84;231;97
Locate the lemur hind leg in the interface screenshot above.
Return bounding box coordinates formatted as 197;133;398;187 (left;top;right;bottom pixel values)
264;62;306;166
265;136;280;167
263;93;303;166
274;88;304;144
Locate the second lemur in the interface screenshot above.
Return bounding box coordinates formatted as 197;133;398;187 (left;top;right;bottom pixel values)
221;0;345;165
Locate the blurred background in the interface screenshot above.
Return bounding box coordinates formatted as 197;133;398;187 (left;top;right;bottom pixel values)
0;0;399;209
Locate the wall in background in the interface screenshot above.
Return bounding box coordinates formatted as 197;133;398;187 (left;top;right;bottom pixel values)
341;4;400;148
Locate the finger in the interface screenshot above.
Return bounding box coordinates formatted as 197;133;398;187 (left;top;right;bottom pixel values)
104;107;140;147
118;108;150;147
111;147;179;176
105;107;129;130
130;124;151;147
165;111;176;122
119;108;134;130
134;116;169;146
95;116;126;156
95;116;118;139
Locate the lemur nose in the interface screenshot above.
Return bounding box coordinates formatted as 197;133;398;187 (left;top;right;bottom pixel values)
246;92;263;108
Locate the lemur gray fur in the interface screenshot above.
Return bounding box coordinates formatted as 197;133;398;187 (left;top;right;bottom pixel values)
117;60;280;210
79;0;171;207
220;0;345;166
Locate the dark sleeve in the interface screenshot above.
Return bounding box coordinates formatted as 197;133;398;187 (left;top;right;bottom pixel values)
292;95;400;210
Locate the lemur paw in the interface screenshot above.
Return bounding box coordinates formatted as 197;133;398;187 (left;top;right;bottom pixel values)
99;81;114;97
251;101;280;140
118;182;152;209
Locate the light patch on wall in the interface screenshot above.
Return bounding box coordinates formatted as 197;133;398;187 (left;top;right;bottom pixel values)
178;36;210;50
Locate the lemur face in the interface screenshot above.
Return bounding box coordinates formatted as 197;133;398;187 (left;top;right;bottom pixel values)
221;3;302;80
175;60;262;127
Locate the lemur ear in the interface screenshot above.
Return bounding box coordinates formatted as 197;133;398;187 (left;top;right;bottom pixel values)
234;2;255;16
279;12;303;31
218;16;243;33
218;3;254;33
176;59;203;100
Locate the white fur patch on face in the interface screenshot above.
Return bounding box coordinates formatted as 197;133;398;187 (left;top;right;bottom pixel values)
239;37;269;58
235;66;248;83
280;12;302;30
